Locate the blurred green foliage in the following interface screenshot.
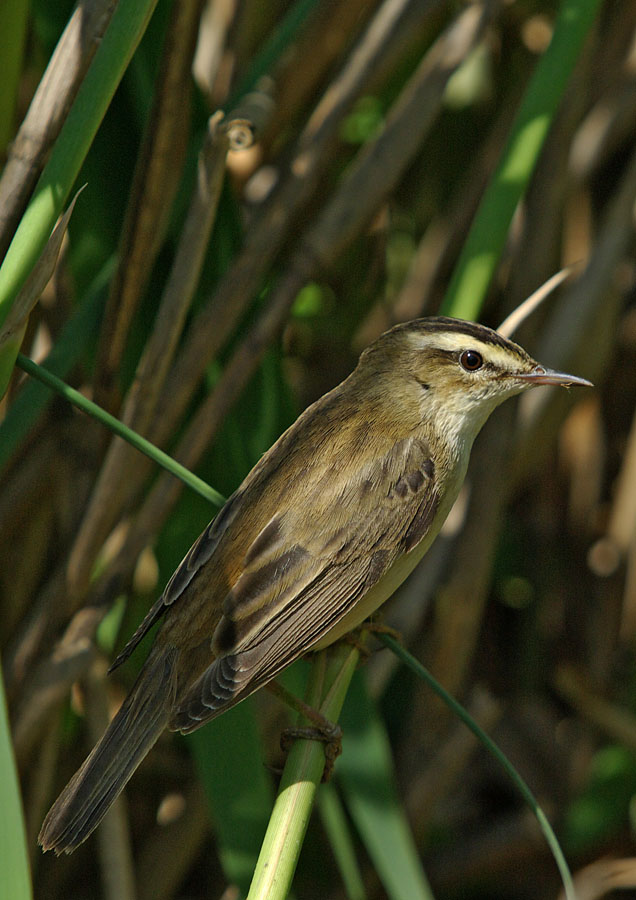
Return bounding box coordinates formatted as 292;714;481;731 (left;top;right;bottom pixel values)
2;0;636;897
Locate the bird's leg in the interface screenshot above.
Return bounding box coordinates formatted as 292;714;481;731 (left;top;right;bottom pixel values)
266;680;343;781
363;615;403;643
268;619;400;777
266;679;338;729
343;618;403;659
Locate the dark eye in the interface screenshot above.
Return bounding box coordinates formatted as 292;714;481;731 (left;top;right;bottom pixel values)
460;349;483;372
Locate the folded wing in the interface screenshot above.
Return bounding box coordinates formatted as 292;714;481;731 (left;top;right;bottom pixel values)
170;435;438;732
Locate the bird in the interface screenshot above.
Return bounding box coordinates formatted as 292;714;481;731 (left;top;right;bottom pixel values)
39;315;591;854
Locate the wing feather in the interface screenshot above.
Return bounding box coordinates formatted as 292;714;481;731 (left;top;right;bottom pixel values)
172;560;369;732
110;488;244;671
171;438;439;732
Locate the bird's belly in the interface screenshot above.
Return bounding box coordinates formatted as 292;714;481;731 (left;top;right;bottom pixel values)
311;524;439;650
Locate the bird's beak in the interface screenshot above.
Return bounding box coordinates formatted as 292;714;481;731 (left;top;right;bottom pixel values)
517;365;593;388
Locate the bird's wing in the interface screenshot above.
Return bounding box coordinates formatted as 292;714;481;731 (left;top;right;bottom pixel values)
170;435;439;732
109;488;244;671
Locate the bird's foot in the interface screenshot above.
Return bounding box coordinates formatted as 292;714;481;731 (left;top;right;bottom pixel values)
267;679;343;781
280;722;343;781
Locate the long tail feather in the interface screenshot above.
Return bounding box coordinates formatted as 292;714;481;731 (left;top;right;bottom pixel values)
39;647;178;854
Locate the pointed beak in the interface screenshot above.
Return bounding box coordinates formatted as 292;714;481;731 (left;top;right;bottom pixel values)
516;365;593;388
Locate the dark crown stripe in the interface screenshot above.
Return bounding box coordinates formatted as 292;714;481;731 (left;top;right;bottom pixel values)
390;316;529;361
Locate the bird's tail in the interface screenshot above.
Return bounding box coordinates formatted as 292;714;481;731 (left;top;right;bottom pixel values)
39;646;178;855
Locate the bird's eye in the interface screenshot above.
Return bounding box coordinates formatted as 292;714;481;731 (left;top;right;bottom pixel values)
460;349;483;372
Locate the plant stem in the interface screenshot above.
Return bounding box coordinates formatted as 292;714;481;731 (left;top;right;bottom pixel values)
247;644;360;900
380;634;575;900
15;354;225;508
0;0;160;395
441;0;602;320
0;658;32;900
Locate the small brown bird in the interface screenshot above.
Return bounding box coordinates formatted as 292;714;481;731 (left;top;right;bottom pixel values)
39;316;591;854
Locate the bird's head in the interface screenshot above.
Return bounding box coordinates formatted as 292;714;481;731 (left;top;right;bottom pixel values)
357;316;591;450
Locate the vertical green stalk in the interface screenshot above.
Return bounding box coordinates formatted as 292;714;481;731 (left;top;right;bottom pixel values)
247;645;360;900
441;0;602;320
0;661;32;900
